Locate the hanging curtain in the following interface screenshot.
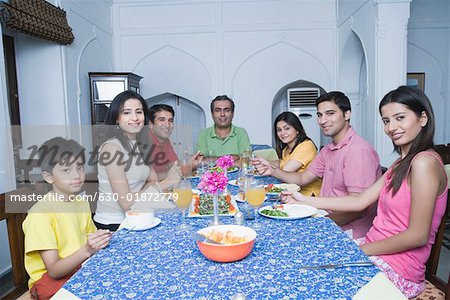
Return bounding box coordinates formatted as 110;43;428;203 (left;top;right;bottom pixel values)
0;0;74;45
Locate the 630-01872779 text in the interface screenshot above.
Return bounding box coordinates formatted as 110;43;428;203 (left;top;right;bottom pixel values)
8;192;178;202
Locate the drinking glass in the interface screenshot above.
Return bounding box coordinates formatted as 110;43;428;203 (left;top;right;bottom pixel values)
246;180;266;229
179;156;193;179
240;152;250;172
206;149;215;169
173;179;193;230
196;161;208;177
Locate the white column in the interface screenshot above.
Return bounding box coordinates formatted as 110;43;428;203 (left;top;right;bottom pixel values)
371;0;411;167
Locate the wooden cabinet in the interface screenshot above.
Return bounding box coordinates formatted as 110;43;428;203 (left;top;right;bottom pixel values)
89;72;142;125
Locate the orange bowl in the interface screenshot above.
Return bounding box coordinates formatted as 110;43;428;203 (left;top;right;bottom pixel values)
196;225;257;263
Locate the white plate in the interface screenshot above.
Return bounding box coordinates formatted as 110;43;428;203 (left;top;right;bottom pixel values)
258;204;317;220
264;184;285;196
232;193;268;203
122;217;161;231
228;179;239;186
232;192;245;203
227;166;239;173
188;196;239;218
186;174;200;179
192;189;202;195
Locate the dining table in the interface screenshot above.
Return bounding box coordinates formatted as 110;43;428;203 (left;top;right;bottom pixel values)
52;172;406;299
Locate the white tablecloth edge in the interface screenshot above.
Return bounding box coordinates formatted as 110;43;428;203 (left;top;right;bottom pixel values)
353;272;406;300
51;272;405;300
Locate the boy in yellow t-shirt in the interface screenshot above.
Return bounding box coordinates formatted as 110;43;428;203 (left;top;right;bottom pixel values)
22;137;112;299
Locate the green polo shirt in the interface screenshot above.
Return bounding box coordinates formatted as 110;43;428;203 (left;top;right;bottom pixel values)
197;125;250;156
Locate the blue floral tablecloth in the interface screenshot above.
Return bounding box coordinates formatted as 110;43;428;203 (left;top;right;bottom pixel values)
64;212;379;299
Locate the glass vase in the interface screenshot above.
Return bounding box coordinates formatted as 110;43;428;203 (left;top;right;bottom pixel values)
210;193;222;226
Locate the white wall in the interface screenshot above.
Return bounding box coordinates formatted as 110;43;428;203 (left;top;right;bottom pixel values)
61;0;114;161
113;0;337;146
12;0;114;158
408;0;450;144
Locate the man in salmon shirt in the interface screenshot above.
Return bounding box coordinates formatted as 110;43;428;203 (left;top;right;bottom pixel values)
253;91;382;239
148;104;202;180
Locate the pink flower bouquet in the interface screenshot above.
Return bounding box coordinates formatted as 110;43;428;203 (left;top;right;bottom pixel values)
215;155;234;171
198;170;228;195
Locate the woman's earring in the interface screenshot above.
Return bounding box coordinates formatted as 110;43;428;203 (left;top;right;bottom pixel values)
116;124;120;130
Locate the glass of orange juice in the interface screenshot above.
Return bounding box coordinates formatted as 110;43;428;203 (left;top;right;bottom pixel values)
173;179;193;230
246;180;266;229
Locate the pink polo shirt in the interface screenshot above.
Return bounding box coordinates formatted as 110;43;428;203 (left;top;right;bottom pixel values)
308;127;381;238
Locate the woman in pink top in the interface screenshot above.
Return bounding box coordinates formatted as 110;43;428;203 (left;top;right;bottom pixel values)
282;86;448;298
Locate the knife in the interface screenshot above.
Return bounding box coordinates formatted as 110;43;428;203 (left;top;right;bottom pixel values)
298;261;374;269
191;232;222;245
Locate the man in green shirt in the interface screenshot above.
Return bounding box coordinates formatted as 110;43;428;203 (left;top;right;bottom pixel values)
197;95;250;160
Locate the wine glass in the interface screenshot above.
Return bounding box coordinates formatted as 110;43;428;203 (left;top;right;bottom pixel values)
237;169;254;201
246;179;266;229
173;179;193;230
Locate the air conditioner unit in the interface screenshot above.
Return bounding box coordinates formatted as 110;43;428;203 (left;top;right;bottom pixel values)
287;88;321;147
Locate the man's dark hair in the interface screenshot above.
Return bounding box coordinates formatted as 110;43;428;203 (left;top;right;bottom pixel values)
149;104;175;124
210;95;235;113
316;91;351;114
38;137;85;173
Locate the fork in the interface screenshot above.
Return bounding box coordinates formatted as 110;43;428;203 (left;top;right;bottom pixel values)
272;194;282;208
298;261;374;269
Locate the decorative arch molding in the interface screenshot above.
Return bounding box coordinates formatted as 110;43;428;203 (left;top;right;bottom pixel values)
145;91;202;108
76;36;97;100
76;26;113;100
132;44;212;86
407;41;445;96
350;28;369;96
231;40;331;90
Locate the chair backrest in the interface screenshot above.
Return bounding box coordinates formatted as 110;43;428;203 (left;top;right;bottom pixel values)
425;186;449;293
0;182;53;298
434;144;450;165
253;148;279;161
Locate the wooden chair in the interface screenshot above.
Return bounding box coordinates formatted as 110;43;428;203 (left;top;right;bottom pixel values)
0;193;29;299
412;188;450;300
435;144;450;165
0;183;52;299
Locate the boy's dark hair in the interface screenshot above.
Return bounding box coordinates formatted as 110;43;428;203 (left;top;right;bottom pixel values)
210;95;235;113
38;137;85;173
316;91;351;114
149;104;175;124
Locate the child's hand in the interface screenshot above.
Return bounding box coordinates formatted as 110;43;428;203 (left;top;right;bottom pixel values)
86;229;112;256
